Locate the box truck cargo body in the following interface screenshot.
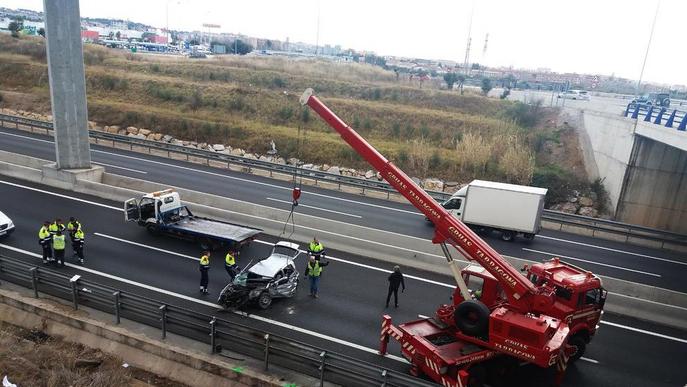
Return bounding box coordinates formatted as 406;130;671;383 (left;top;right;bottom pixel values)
442;180;547;241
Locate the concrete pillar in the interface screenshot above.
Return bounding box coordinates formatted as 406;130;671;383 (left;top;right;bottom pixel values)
43;0;91;169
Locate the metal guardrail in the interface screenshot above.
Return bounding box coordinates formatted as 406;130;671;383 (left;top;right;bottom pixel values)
623;103;687;131
0;254;436;387
1;113;686;249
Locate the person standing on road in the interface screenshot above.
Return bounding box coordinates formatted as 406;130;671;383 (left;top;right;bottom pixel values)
386;265;406;308
199;251;210;294
305;255;329;298
308;237;325;261
48;218;65;236
52;229;66;267
67;217;81;243
224;250;238;281
38;221;52;264
72;228;85;265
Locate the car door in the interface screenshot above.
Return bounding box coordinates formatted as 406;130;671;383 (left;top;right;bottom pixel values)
274;264;298;297
442;198;464;220
124;198;140;222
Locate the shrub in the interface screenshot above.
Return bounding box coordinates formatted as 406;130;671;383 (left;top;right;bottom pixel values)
301;107;310;122
189;90;203;111
591;177;610;214
505;100;542;127
278;106;293;121
150;64;161;73
272;76;286;88
391;123;401;138
532;164;584;206
429;152;442;170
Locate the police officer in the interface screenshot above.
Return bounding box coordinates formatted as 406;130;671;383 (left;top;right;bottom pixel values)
199;251;210;294
305;255;329;298
308;237;325;261
38;221;52;264
52;229;66;267
67;217;81;240
72;228;85;265
224;250;237;281
49;218;65;235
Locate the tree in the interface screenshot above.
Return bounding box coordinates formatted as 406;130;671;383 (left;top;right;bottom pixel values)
115;31;121;40
457;74;467;95
37;27;45;37
8;19;24;38
230;39;253;55
443;72;460;90
108;31;114;40
481;78;493;95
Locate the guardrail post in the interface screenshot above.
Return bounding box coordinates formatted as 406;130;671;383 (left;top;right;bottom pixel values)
381;369;388;387
160;305;168;339
30;267;39;298
209;317;217;354
665;110;677;128
643;105;654;122
69;275;80;310
113;291;121;324
678;115;687;131
654;108;666;125
624;104;631;117
319;351;326;387
263;334;270;371
631;104;640;119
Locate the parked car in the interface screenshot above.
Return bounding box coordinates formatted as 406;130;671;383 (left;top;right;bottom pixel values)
557;90;590;100
218;241;300;310
0;211;15;238
632;92;671;107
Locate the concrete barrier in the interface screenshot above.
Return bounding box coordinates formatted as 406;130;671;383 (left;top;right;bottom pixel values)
0;286;306;387
0;151;685;329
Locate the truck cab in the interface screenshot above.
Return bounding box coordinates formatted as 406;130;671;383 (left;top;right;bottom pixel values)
125;189;182;226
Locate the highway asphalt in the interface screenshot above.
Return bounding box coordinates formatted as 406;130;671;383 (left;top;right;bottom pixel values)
1;127;686;293
0;176;685;387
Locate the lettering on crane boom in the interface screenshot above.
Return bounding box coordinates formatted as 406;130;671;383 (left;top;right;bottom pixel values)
386;171;441;221
493;342;536;361
448;227;518;289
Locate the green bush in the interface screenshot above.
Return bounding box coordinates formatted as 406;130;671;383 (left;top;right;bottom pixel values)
532;164;584;206
278;106;293;121
301;108;310;123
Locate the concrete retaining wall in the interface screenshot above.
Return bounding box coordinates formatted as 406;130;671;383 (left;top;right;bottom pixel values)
0;287;287;387
1;151;685;329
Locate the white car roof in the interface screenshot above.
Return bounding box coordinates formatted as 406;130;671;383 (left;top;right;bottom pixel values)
0;211;11;224
248;241;300;278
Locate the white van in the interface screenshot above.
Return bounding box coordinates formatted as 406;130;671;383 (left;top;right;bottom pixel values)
557;90;590;101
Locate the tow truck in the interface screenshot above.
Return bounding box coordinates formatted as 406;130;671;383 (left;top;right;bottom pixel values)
300;89;606;387
124;189;262;250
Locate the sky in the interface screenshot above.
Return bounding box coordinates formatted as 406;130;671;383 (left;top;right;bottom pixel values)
3;0;685;86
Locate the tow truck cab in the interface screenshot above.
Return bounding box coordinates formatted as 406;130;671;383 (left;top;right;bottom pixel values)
125;189;181;224
450;261;605;361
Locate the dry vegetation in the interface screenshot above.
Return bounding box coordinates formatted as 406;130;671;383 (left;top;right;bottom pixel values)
0;34;575;187
0;322;186;387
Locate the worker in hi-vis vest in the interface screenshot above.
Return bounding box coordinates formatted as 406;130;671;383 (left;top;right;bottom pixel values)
52;229;66;267
305;255;329;298
199;252;210;294
224;250;238;280
38;221;53;264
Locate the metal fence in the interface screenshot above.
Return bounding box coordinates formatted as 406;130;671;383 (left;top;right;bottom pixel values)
0;254;436;387
1;113;686;249
624;103;687;131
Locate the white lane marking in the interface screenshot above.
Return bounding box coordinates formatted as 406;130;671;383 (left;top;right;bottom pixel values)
537;235;687;267
418;314;430;319
600;321;687;345
580;357;599;364
92;162;147;174
266;197;362;219
0;130;53;144
4;178;685;312
0;179;122;211
252;239;455;289
0;243;407;363
91;147;420;216
523;248;662;278
93;233;199;261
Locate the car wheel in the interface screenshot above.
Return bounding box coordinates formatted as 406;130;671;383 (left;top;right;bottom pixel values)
501;230;515;242
257;292;272;309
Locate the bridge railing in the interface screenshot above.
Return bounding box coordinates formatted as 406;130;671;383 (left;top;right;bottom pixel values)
1;112;686;250
0;254;437;387
624;103;687;131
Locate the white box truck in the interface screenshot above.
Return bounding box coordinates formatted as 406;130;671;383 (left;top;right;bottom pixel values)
440;180;547;241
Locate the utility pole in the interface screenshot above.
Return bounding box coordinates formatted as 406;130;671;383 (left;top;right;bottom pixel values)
636;0;661;96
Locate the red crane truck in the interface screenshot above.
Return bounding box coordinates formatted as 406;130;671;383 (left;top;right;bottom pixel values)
300;89;606;387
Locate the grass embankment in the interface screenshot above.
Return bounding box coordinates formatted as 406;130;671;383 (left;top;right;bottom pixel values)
0;34;583;191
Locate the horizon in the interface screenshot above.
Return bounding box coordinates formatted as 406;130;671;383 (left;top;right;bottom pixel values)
1;0;684;87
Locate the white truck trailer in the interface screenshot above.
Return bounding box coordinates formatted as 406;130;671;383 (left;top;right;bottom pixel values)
440;180;547;241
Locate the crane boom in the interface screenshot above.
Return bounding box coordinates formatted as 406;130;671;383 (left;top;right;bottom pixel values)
300;89;536;311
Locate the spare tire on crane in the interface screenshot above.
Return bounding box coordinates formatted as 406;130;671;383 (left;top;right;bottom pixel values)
454;300;490;337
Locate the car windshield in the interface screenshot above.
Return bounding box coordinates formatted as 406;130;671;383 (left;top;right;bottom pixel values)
273;245;299;258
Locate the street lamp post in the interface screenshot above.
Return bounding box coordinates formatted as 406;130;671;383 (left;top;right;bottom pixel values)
636;0;661;96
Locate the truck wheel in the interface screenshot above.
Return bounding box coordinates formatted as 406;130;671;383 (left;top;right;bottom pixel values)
146;224;160;236
523;233;535;241
467;364;486;387
198;238;218;251
454;300;490;337
257;292;272;310
500;230;515;242
567;334;587;363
